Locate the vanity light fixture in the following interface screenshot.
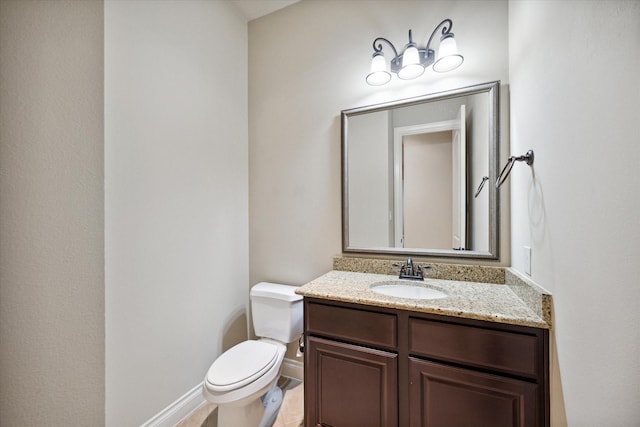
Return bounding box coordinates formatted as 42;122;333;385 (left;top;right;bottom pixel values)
366;18;464;86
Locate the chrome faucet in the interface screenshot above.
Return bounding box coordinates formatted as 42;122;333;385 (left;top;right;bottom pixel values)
394;257;430;281
406;257;415;276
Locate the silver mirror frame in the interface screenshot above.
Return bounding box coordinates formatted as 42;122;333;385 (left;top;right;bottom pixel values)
341;81;500;260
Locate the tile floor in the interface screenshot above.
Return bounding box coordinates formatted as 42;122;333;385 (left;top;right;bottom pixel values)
272;379;304;427
175;377;303;427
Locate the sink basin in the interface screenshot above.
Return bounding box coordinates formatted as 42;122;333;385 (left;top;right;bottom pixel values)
370;281;447;300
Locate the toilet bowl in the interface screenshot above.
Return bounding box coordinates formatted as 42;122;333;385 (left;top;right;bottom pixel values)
203;339;286;406
202;282;302;427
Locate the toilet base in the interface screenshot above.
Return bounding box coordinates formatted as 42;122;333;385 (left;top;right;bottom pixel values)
259;385;283;427
217;397;264;427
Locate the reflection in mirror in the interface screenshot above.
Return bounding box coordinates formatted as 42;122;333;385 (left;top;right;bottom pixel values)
342;81;499;259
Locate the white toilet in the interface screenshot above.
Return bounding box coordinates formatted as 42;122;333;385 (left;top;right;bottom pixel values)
202;282;303;427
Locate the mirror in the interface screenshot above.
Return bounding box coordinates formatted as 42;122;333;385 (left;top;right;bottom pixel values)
342;81;500;259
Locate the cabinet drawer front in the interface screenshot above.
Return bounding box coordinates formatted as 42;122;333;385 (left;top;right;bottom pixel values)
409;318;539;378
306;302;397;349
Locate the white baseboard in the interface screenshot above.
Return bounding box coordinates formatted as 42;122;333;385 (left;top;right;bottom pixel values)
140;382;210;427
281;357;304;381
140;358;303;427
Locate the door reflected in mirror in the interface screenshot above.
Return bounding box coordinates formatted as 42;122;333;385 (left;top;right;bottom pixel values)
342;81;499;259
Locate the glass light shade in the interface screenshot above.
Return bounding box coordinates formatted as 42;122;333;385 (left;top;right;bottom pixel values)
433;36;464;72
398;45;424;80
402;44;420;67
366;54;391;86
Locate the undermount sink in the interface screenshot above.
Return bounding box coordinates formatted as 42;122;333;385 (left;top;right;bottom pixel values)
369;281;448;300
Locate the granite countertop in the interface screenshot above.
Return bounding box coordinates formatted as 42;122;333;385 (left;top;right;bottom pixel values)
295;270;550;329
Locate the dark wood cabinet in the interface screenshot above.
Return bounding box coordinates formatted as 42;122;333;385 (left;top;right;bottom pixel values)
304;298;549;427
306;336;398;427
408;358;537;427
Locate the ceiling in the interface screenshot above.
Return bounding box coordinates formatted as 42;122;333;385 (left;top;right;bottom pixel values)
231;0;300;21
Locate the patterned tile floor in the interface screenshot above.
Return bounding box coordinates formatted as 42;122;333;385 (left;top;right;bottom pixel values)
175;377;303;427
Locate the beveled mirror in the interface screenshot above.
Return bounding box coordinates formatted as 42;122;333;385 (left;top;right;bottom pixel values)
342;81;500;259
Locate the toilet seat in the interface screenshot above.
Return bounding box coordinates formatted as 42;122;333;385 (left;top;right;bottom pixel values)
205;340;279;392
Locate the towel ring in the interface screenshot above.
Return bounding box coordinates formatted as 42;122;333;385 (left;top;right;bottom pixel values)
496;150;534;189
474;176;489;198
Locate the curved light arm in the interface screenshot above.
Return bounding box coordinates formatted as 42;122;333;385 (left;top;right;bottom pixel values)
372;37;399;58
424;18;454;51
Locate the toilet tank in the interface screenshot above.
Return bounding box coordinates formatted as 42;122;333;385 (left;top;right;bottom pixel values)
250;282;303;343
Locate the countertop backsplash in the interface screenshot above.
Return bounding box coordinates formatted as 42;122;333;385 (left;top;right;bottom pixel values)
334;256;505;284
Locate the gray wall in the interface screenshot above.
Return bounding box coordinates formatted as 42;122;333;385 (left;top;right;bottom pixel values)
0;1;249;425
348;110;390;247
0;1;105;424
509;1;640;424
248;0;510;291
105;1;249;425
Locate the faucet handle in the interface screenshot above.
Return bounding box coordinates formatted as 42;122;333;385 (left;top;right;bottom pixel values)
392;262;406;275
416;264;432;278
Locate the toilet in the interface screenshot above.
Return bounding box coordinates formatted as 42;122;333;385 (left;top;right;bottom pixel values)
202;282;303;427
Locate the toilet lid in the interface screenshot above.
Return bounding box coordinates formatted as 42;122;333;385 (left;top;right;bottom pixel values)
206;340;279;392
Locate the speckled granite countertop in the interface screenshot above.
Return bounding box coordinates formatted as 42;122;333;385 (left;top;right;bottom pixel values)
296;270;551;329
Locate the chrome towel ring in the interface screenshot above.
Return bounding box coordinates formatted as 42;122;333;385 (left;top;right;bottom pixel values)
474;176;489;198
496;150;534;189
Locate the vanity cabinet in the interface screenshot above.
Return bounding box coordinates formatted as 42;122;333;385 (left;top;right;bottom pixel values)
306;337;398;427
303;298;549;427
305;300;399;427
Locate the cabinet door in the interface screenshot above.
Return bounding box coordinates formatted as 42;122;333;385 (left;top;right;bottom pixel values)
409;358;538;427
306;336;398;427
